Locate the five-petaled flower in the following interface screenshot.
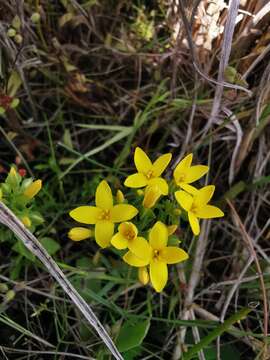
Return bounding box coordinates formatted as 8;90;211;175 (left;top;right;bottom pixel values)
69;180;138;248
123;221;189;292
124;147;172;195
173;153;209;194
111;222;150;259
175;185;224;236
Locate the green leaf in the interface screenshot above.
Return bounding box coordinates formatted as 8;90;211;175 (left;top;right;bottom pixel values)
12;241;35;262
116;319;150;352
40;237;60;255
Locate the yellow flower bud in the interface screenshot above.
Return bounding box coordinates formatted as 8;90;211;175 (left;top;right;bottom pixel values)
21;216;32;228
137;189;144;196
116;189;125;203
142;185;161;209
9;167;17;177
174;208;182;216
68;227;92;241
93;250;101;265
167;224;178;236
138;267;149;285
23;180;42;199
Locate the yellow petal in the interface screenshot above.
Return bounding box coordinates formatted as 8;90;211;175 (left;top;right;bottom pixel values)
23;180;42;199
167;224;177;236
111;204;138;222
95;180;113;209
68;227;92;241
111;232;128;249
116;189;125;203
70;206;101;224
180;183;198;195
148;177;168;195
119;222;138;239
149;221;168;250
128;236;152;261
138;267;149;285
195;205;224;219
186;165;209;183
175;190;193;212
152;153;172;177
150;260;168;292
95;221;114;248
123;251;149;267
142;185;161;208
188;212;200;235
134;147;152;174
194;185;215;207
161;246;189;264
124;173;148;188
173;153;193;182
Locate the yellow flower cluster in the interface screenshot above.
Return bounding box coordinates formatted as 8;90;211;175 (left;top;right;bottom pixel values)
0;167;43;229
69;147;224;292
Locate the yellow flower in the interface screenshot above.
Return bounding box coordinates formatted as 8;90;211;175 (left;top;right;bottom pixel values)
69;180;138;248
124;147;172;195
68;227;92;241
173;154;209;193
142;185;161;208
111;222;151;259
138;267;149;285
175;185;224;236
123;221;189;292
23;180;42;199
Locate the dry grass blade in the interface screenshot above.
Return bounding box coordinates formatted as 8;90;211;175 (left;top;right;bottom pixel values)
206;0;241;130
226;199;269;357
0;202;123;360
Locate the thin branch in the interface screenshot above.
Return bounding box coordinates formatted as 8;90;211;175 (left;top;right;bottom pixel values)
0;201;123;360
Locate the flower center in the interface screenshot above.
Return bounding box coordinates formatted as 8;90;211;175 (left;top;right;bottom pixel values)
190;204;198;213
99;209;111;220
178;173;186;183
124;230;135;241
153;249;161;261
146;170;154;180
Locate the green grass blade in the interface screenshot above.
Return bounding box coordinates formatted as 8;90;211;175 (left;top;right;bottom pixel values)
182;307;252;360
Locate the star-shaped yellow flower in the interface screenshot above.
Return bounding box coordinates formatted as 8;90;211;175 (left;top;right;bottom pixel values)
123;221;189;292
124;147;172;195
69;180;138;248
111;222;151;259
175;185;224;236
173;153;209;193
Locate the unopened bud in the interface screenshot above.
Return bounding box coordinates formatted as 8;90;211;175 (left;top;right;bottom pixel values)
7;28;16;37
68;227;92;241
138;267;149;285
116;189;125;203
31;12;41;23
14;34;23;44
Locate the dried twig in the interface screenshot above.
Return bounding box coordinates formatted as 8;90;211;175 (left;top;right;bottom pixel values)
0;202;123;360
